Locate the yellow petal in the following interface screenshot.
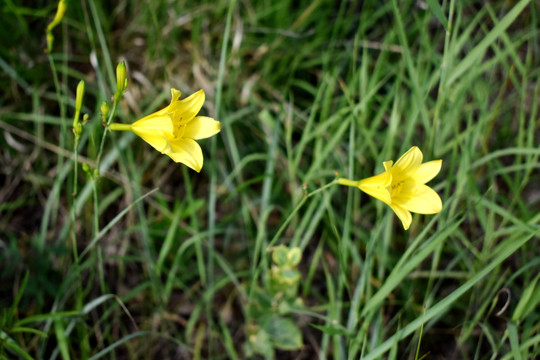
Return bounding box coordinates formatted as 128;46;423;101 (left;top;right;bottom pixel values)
389;203;412;230
131;114;174;135
383;160;393;172
183;116;221;140
393;146;423;174
357;172;392;205
130;116;174;153
153;88;183;116
132;130;169;153
170;88;182;101
399;184;442;214
165;138;203;172
410;160;442;184
171;89;205;125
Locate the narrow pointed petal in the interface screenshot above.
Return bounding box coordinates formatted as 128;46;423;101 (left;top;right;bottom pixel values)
171;89;205;124
390;203;412;230
393;146;423;174
399;184;442;214
357;172;392;205
410;160;442;184
170;88;182;101
383;160;393;172
153;88;183;116
165;138;203;172
183;116;221;140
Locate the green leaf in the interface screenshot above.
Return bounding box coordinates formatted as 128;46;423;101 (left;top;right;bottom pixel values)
4;341;34;360
9;326;48;338
15;311;80;327
1;331;33;360
54;319;70;360
425;0;448;30
89;331;152;360
279;269;301;285
4;271;30;328
447;0;531;86
272;245;289;267
260;315;303;350
287;247;302;267
248;328;273;358
310;323;351;336
512;272;540;322
507;322;523;360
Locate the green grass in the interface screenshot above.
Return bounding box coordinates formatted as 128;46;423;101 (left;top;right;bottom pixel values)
1;0;539;359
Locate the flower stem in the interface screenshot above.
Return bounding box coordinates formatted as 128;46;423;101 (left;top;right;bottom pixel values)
337;178;359;187
108;123;132;131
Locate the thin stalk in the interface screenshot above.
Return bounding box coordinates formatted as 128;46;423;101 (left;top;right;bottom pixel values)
247;179;339;315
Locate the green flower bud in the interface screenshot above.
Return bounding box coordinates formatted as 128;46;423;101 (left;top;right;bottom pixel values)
73;123;83;138
72;80;85;140
115;61;127;101
101;101;110;121
75;80;85;114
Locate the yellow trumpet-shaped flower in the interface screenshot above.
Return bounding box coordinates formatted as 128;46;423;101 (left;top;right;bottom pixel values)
338;146;442;230
109;88;221;172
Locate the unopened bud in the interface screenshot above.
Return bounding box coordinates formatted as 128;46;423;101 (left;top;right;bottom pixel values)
46;0;67;52
73;123;83;138
72;80;85;140
115;61;127;100
101;101;110;121
75;80;85;114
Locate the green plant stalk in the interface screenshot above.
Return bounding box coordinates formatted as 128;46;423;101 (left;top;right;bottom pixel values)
71;136;80;262
96;99;119;172
246;179;339;317
39;53;66;251
92;96;120;237
430;0;455;152
206;0;237;351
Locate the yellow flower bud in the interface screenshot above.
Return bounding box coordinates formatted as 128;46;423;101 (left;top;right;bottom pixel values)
46;0;67;52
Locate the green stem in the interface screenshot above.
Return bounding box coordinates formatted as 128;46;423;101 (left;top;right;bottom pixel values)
108;123;132;131
95;100;119;174
337;178;359;188
247;178;339;317
93;94;120;238
71;138;80;264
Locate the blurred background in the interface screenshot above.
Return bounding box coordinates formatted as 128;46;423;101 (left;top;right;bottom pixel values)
1;0;539;359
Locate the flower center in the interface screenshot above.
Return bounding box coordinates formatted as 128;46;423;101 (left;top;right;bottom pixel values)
390;180;403;197
172;121;186;139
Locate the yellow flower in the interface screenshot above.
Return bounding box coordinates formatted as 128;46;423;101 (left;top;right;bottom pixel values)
109;88;221;172
338;146;442;230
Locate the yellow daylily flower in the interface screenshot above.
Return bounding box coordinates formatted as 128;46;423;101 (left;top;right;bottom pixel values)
109;88;221;172
338;146;442;230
